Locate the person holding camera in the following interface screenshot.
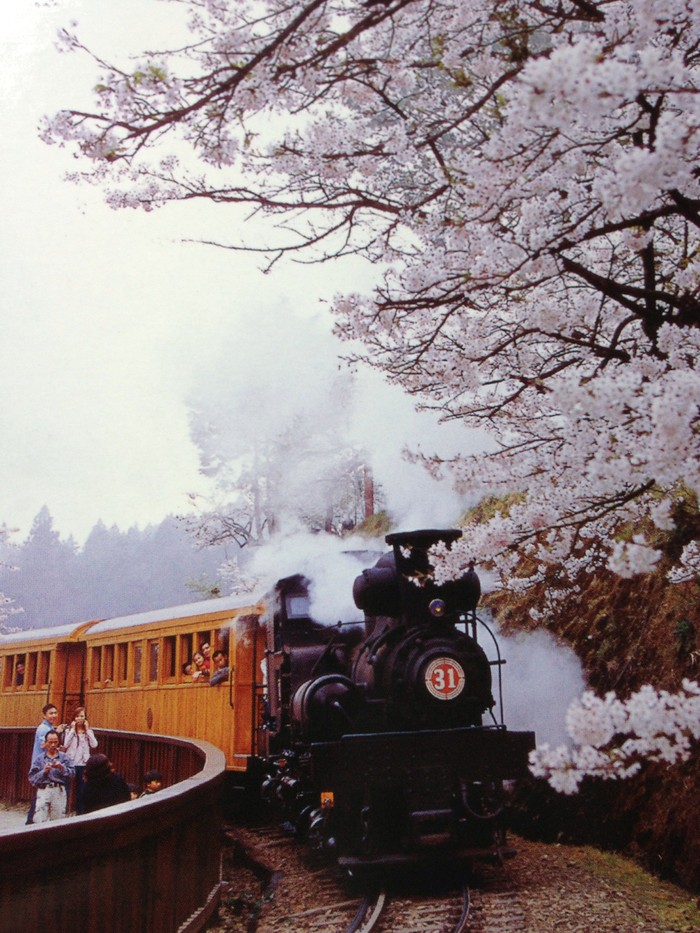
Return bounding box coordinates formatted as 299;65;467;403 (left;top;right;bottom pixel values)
28;729;75;822
63;707;98;815
25;702;65;824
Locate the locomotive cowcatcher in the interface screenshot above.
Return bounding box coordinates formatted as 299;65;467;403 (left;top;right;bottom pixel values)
256;529;536;868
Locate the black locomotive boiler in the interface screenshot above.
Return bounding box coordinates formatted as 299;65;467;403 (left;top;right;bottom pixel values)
257;529;536;868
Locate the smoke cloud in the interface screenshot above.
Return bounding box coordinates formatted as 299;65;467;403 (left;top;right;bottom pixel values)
486;624;585;746
242;529;384;625
187;302;486;533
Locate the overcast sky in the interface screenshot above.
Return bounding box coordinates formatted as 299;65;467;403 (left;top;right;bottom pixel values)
0;0;482;547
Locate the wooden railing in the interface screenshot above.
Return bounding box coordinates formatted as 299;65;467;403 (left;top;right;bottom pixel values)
0;728;227;933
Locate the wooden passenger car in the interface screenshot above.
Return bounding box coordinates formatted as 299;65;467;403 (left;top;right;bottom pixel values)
0;594;266;779
0;622;90;733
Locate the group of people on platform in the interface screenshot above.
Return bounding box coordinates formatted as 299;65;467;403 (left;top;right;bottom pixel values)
26;702;163;824
181;640;230;686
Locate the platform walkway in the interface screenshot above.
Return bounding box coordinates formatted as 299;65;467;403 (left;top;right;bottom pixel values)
0;804;26;833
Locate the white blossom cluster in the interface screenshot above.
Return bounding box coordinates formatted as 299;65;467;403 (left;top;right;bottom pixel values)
608;537;662;579
669;541;700;584
529;680;700;794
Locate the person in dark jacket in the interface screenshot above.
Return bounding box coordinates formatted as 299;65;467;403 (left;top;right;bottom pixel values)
82;753;131;814
209;650;230;686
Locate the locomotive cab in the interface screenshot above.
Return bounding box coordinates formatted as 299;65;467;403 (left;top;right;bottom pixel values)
260;574;364;749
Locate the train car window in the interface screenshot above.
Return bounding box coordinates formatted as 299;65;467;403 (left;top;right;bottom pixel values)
217;627;230;653
163;635;176;681
27;652;38;687
286;594;310;618
38;651;50;687
91;647;102;685
6;655;17;689
2;656;13;690
197;631;212;653
103;644;115;684
178;634;192;680
117;643;128;684
133;643;143;684
148;639;159;683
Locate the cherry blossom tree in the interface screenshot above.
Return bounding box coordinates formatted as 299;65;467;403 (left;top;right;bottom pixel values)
42;0;700;586
42;0;700;785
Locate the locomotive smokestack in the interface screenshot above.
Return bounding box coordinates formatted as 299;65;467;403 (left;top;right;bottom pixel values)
386;529;481;622
353;529;481;623
385;529;461;571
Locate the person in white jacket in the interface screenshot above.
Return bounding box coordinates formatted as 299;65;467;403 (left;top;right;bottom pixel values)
62;706;98;815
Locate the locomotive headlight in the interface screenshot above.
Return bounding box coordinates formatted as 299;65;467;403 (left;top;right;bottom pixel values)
429;598;447;618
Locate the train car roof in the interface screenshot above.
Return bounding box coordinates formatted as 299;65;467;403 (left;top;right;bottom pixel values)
0;622;80;646
0;593;264;647
86;592;264;635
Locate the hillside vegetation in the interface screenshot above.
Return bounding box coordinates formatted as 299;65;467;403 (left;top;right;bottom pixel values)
481;501;700;892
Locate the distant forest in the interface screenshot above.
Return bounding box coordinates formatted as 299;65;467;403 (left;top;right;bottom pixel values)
0;506;233;631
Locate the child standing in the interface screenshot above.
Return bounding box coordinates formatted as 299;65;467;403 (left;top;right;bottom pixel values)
139;769;163;797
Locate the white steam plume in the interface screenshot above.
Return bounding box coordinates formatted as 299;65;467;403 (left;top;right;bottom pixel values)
188;302;487;533
486;624;586;747
243;529;386;625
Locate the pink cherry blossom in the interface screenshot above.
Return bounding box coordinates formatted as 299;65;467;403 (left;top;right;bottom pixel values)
530;680;700;793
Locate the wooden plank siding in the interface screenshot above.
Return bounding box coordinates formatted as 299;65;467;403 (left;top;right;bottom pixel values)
0;728;226;933
0;627;81;733
0;730;31;803
84;614;262;772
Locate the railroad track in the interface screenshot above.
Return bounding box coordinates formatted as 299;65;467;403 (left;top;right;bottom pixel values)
464;864;527;932
219;825;525;933
345;862;527;933
263;884;472;933
357;885;470;933
346;890;387;933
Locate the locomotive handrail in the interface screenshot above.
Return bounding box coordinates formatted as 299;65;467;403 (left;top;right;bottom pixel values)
360;622;393;665
0;728;226;933
472;612;507;727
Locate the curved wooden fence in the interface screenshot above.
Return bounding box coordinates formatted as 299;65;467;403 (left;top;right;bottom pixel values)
0;728;227;933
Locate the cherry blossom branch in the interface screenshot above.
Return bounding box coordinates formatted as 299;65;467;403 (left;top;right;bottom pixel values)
529;680;700;794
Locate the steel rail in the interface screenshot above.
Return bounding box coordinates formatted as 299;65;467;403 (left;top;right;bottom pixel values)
346;889;388;933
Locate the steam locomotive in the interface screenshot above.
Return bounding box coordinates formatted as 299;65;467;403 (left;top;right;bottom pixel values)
257;529;536;868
